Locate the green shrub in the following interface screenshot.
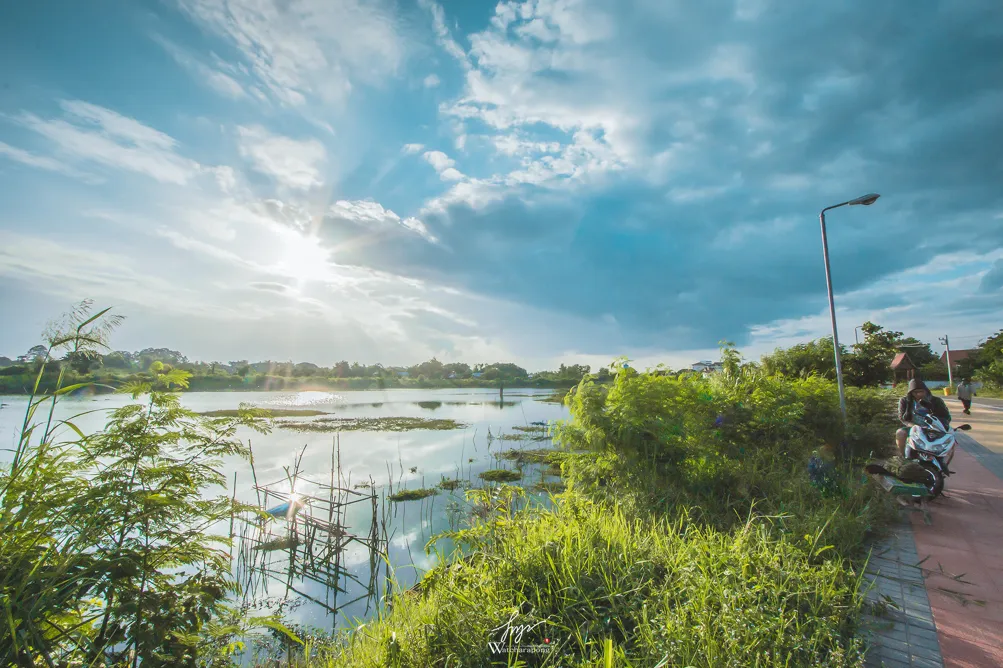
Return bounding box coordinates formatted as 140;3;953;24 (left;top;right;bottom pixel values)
0;303;284;666
320;358;896;667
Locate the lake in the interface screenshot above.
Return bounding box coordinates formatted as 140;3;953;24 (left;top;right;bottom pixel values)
0;388;570;633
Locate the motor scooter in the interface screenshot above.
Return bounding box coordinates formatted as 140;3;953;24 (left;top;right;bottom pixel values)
905;414;972;498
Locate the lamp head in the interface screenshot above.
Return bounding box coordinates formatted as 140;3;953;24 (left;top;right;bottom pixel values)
849;193;880;206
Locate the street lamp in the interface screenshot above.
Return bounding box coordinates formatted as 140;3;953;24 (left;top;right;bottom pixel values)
854;325;863;345
819;193;880;426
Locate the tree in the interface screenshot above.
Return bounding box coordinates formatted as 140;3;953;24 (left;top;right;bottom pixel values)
719;340;742;377
102;351;134;369
558;364;591;381
970;330;1003;387
444;362;471;378
16;345;49;365
412;358;446;380
761;338;842;380
63;349;101;374
137;348;187;370
334;361;351;378
483;363;528;380
844;322;934;387
917;361;949;381
293;362;319;377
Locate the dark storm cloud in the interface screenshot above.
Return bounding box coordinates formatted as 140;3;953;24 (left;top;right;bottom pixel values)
323;0;1003;350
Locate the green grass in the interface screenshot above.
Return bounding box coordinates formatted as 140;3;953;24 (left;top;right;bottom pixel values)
277;417;466;432
531;480;566;494
478;469;524;483
304;493;881;667
499;430;551;442
544;462;564;477
536;390;569;404
198;408;329;417
4;312;901;667
511;424;548;433
497;448;563;465
388;488;439;502
283;362;898;667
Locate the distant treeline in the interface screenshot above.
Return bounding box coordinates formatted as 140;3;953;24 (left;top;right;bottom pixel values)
0;347;612;394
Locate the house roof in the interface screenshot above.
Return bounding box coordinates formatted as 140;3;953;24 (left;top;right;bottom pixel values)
891;352;915;370
940;349;978;364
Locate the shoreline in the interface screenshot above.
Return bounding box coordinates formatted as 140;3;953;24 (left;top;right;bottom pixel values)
0;383;575;398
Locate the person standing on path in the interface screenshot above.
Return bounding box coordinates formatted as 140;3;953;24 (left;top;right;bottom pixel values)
897;378;953;457
956;379;975;415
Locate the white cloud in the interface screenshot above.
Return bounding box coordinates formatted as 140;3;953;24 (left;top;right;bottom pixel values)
152;34;248;99
0;141;101;183
422;150;465;182
422;150;454;172
420;178;504;214
768;174;812;191
734;0;769;21
423;74;441;88
0;230;218;316
492;135;561;156
402;143;425;154
329;199;437;242
419;0;469;67
175;0;404;107
438;167;464;182
237;125;327;190
16;100;199;184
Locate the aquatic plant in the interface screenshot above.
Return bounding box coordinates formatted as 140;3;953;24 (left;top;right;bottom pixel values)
388;488;439;502
478;469;524;483
277;417;466;432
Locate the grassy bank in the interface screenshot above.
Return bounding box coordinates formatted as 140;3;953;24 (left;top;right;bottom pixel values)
290;364;898;667
2;305;899;666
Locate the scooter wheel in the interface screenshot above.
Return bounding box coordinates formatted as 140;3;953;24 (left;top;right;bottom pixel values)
919;461;944;498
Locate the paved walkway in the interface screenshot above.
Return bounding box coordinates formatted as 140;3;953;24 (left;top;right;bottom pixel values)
866;401;1003;667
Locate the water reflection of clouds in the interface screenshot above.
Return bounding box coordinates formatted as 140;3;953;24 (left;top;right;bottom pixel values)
0;388;568;630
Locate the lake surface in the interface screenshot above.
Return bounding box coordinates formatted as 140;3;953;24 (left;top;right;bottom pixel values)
0;388;569;632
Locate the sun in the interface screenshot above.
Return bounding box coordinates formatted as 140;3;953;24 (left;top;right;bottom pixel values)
274;229;332;288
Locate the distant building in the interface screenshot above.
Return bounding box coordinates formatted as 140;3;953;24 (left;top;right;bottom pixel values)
448;372;457;379
397;371;409;378
891;352;916;383
690;361;724;373
472;372;483;378
940;349;978;371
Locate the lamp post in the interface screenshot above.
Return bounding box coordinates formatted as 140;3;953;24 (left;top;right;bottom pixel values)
819;193;880;426
854;325;863;345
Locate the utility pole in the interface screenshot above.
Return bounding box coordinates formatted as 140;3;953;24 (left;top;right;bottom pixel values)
939;335;953;389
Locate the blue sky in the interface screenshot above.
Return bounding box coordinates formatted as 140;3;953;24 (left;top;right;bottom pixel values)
1;0;1001;370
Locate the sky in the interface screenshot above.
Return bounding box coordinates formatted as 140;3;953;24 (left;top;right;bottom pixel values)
0;0;1001;371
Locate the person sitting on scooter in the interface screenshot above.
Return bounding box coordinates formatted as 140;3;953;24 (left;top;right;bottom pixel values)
896;378;952;458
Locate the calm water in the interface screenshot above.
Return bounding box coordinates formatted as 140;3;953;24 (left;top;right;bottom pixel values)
0;388;569;631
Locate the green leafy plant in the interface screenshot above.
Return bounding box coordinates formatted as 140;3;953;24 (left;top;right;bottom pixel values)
0;302;291;666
